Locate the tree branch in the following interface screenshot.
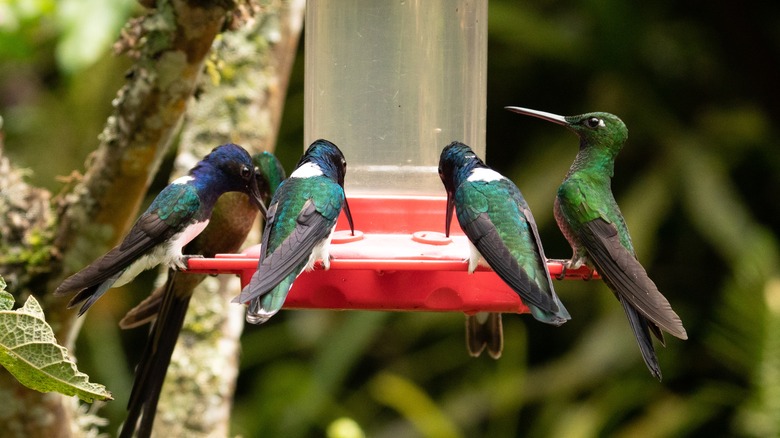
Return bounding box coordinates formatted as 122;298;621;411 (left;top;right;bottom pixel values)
0;1;237;437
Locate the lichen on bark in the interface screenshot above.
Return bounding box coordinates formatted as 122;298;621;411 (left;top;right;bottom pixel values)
0;0;242;436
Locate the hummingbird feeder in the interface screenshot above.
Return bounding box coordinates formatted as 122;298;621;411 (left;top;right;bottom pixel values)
186;1;595;315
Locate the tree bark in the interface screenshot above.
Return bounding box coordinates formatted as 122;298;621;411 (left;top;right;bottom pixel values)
0;1;236;437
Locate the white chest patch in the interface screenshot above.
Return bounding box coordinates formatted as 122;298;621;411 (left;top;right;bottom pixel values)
467;168;505;182
171;175;195;185
291;162;324;178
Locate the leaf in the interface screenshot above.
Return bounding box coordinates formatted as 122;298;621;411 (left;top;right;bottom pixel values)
0;279;112;402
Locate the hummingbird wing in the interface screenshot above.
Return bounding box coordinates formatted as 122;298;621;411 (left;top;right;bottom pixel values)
578;217;687;340
238;197;336;303
55;184;202;313
517;202;571;321
455;182;558;314
56;212;188;313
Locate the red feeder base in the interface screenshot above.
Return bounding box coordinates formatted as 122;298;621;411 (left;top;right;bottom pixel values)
185;196;597;314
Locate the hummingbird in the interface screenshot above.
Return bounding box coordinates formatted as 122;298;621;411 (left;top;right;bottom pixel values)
117;151;285;438
505;106;687;379
234;139;354;324
55;143;268;316
438;142;570;359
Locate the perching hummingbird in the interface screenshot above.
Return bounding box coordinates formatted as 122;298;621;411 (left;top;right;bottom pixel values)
55;143;267;316
438;142;570;359
235;139;354;324
117;152;285;438
505;106;687;379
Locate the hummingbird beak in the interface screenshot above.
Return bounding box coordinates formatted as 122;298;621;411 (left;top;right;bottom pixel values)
505;106;568;126
342;196;355;236
445;192;455;238
248;175;269;219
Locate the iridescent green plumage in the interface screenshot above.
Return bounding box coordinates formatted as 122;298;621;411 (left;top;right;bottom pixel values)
507;107;687;380
237;139;354;324
439;142;569;359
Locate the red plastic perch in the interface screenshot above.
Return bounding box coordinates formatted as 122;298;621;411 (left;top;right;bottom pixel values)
185;196;598;314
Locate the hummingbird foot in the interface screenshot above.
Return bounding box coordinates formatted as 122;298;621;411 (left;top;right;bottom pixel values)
556;264;567;281
178;254;204;271
554;255;588;280
582;268;594;281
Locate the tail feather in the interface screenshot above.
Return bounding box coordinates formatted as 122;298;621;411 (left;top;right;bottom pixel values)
120;271;197;438
119;288;165;329
246;280;293;325
68;271;123;316
619;296;662;381
465;312;503;359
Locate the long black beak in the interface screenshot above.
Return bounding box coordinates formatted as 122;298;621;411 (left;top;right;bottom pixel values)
445;192;455;238
248;173;269;218
505;106;568;126
342;196;355;236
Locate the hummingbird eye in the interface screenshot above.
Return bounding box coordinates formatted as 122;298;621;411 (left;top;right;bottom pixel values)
586;117;604;129
240;165;252;180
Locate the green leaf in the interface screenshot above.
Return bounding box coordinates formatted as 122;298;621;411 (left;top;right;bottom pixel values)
0;278;12;311
0;281;112;402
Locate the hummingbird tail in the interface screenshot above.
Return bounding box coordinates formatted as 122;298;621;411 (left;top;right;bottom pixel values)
69;271;123;316
620;297;662;381
528;301;570;327
121;272;194;438
465;313;503;359
245;284;292;325
119;288;165;329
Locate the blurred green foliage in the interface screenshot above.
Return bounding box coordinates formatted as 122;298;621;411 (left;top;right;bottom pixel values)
1;1;779;437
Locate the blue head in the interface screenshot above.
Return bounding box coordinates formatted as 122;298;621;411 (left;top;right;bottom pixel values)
296;139;349;187
192;143;267;212
438;141;488;236
296;139;354;234
438;141;487;193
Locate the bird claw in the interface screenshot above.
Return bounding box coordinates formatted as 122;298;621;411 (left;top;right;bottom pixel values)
548;258;570;280
556;265;567;281
178;254;204;270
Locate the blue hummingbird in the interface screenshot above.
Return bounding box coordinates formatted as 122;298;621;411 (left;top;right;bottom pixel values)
438;142;570;358
117;152;285;438
55;143;268;315
235;139;354;324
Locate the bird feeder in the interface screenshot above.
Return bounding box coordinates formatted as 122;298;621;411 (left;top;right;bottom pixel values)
186;1;596;314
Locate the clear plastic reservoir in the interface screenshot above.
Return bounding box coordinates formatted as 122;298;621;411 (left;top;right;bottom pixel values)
304;0;487;196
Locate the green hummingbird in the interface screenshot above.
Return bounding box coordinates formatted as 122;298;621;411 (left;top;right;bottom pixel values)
439;142;570;359
506;106;687;380
235;139;354;324
118;151;285;438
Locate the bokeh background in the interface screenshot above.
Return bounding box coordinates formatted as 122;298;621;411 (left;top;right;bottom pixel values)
2;1;780;436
